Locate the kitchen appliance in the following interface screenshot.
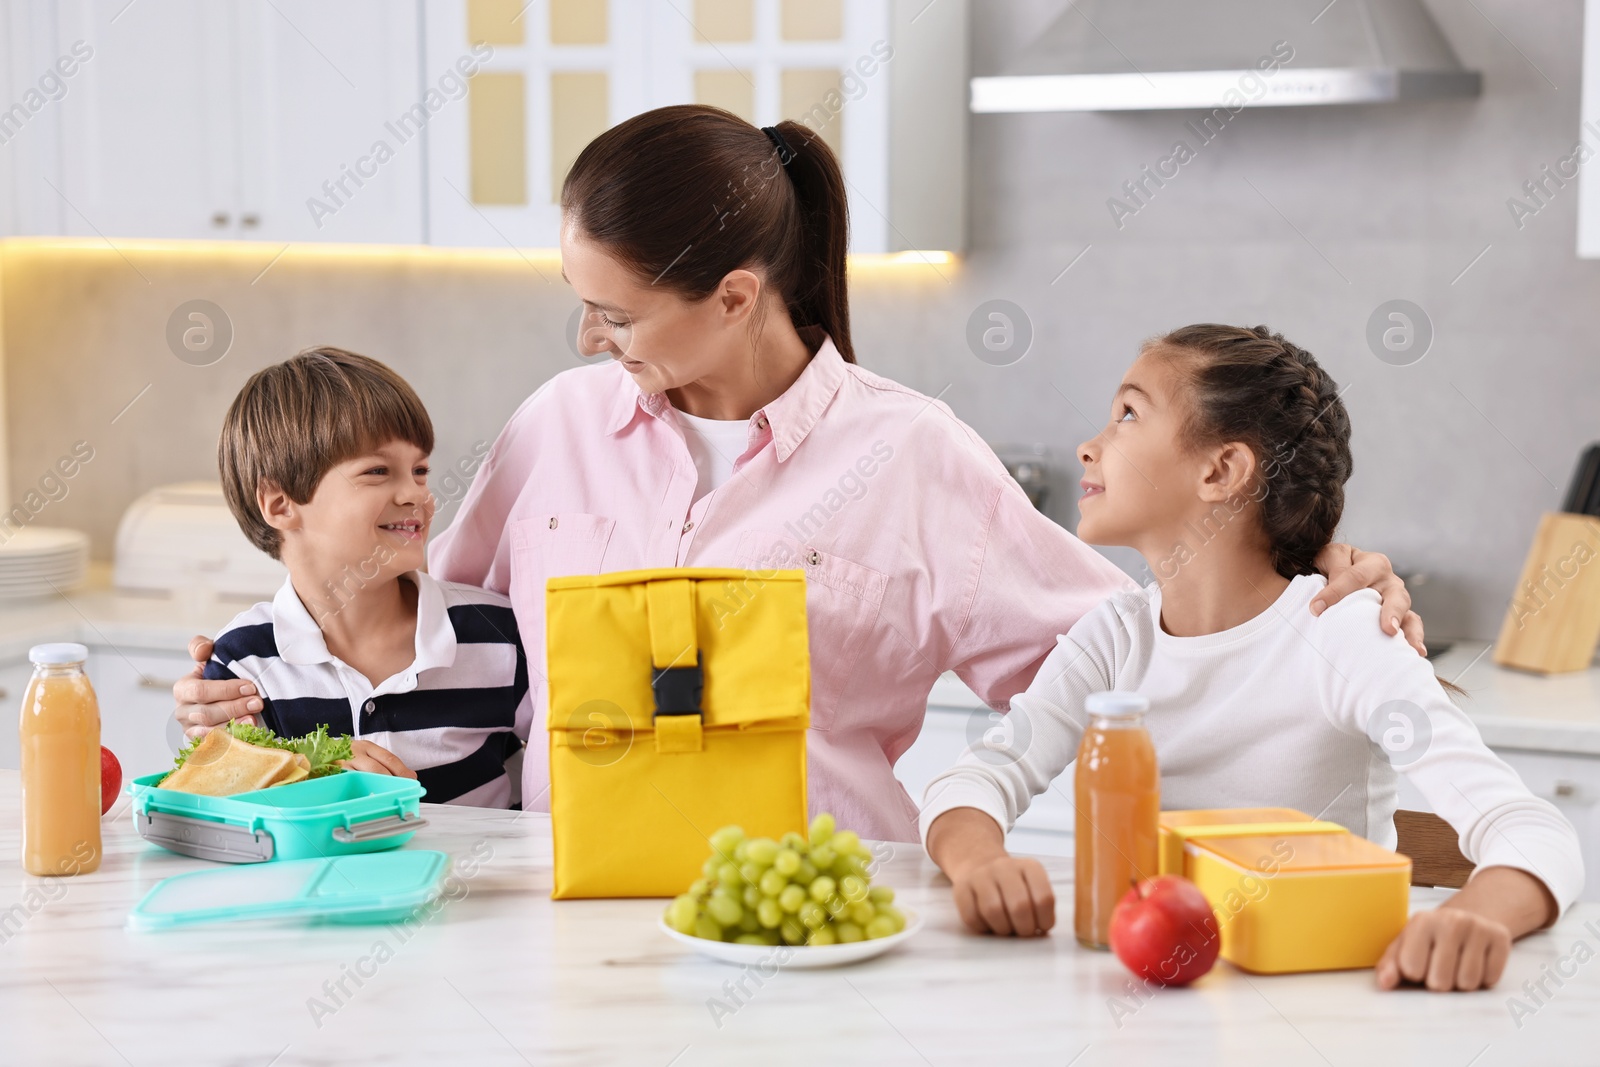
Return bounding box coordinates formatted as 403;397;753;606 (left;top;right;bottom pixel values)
128;770;427;863
113;482;284;600
971;0;1481;113
0;527;89;599
994;444;1052;512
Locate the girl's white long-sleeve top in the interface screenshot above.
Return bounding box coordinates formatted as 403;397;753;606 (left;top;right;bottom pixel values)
919;574;1585;912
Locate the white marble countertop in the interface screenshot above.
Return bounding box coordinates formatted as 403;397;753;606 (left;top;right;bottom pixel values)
2;772;1597;1066
930;642;1600;757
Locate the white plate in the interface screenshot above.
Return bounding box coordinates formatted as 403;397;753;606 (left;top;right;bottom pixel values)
658;909;922;969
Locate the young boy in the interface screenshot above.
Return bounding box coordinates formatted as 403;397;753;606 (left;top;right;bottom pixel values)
201;346;531;807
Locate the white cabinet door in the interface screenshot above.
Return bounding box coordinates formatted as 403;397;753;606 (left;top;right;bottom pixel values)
1494;749;1600;902
52;0;425;243
423;0;907;252
896;702;1074;857
84;648;195;782
236;0;425;244
0;1;72;235
55;0;239;240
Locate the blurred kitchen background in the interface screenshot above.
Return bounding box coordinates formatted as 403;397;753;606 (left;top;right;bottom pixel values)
0;0;1597;642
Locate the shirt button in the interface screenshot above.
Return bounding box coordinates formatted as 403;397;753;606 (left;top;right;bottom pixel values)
805;549;820;566
364;700;375;713
682;521;694;534
756;416;769;430
548;517;559;529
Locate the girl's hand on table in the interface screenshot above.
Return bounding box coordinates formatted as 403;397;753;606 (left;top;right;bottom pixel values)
1375;908;1511;992
951;854;1057;937
1376;866;1557;992
927;807;1056;937
174;636;263;739
339;741;418;779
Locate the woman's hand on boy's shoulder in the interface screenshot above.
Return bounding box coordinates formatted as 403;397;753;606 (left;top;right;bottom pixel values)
173;636;265;739
340;741;418;779
1311;544;1426;655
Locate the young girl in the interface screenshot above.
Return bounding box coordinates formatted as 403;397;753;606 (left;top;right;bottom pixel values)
921;324;1582;993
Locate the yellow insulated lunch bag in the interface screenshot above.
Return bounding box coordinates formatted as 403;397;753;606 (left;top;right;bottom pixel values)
545;567;810;899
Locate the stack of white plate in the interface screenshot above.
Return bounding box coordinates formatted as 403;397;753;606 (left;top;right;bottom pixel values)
0;527;90;599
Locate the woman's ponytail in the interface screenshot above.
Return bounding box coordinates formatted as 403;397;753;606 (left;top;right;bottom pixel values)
768;119;853;363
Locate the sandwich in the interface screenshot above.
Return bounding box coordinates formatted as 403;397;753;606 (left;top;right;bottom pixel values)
159;721;354;796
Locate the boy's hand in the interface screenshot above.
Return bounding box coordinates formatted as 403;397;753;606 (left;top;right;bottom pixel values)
1376;908;1512;992
950;854;1056;937
339;740;419;779
174;636;264;739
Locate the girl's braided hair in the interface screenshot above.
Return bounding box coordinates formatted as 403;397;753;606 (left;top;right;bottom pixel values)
1150;324;1353;581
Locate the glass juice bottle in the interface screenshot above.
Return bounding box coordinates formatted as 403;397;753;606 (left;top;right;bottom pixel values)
1074;691;1158;948
20;643;102;877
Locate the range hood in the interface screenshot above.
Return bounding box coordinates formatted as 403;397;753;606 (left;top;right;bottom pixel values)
970;0;1481;113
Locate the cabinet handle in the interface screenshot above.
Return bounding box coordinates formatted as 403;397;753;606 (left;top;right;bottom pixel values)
1554;780;1577;798
0;687;7;701
139;677;184;690
240;213;260;228
211;211;230;228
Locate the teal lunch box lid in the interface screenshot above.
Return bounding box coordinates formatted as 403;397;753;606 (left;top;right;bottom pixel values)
127;850;451;931
128;770;428;863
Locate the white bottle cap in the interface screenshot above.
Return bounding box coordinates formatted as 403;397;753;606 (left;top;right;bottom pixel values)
1085;690;1149;717
29;642;88;665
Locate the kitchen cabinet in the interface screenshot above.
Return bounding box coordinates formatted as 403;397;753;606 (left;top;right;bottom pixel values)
895;699;1074;857
83;646;195;779
0;652;37;769
23;0;424;243
422;0;967;253
0;1;70;235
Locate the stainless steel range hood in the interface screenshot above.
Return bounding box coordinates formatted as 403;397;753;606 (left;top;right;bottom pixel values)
970;0;1481;113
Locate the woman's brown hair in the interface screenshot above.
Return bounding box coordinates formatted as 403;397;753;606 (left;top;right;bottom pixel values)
1151;324;1352;581
561;105;854;362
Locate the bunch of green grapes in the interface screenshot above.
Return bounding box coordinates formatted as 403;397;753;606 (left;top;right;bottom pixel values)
663;813;907;947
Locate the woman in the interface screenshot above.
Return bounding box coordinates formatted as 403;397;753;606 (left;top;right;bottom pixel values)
175;106;1421;842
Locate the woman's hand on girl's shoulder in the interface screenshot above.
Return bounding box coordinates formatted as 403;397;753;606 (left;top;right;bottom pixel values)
1311;543;1426;655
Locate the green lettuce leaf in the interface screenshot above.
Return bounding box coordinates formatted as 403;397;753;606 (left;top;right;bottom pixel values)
166;721;354;780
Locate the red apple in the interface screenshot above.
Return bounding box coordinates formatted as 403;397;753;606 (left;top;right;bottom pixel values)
1108;874;1220;987
100;746;121;815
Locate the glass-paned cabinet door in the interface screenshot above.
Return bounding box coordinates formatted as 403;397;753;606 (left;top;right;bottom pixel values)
424;0;895;251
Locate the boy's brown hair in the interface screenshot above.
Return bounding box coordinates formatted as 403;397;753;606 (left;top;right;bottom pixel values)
219;347;434;559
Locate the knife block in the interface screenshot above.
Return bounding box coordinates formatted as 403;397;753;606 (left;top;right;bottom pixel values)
1493;512;1600;674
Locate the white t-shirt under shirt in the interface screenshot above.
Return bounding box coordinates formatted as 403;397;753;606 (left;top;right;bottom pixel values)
919;573;1585;912
675;408;752;502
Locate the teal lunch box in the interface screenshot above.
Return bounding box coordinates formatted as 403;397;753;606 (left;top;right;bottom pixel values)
128;770;428;863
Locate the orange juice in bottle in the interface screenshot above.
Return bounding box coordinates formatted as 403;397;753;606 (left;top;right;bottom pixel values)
1074;691;1157;948
20;643;102;876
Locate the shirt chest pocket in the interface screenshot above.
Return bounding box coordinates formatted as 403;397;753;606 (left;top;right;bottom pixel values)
737;530;887;733
510;514;617;651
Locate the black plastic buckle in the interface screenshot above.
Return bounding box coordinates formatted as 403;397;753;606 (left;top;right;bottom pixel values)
652;655;704;718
